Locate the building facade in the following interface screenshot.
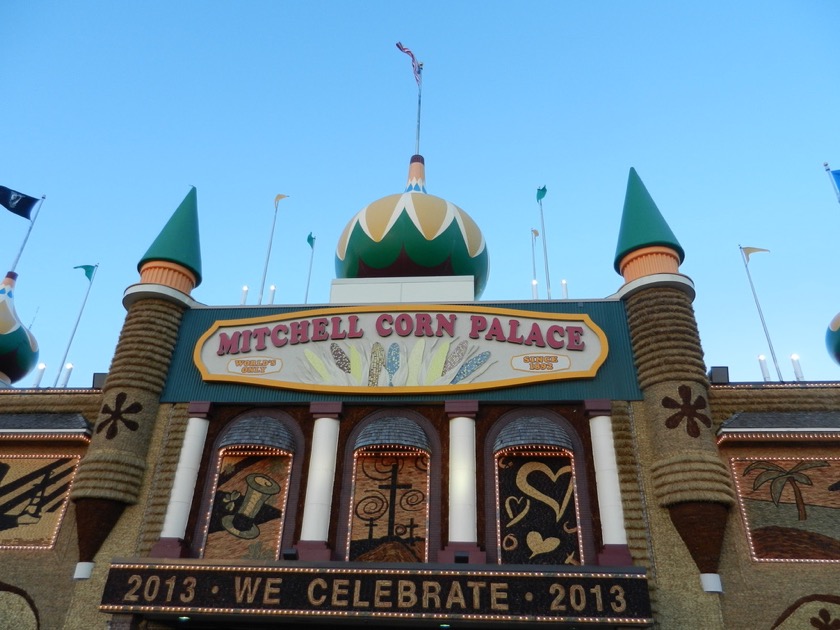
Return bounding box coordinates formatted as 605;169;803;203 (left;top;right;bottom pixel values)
0;161;838;629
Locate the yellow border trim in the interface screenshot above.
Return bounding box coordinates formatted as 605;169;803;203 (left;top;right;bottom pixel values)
193;304;610;395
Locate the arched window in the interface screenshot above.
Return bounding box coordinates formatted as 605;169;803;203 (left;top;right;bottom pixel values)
198;413;300;561
343;414;434;562
489;412;590;566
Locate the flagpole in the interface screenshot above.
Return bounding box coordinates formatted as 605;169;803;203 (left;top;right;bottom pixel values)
415;64;423;155
825;163;840;204
530;229;539;299
739;245;783;381
258;195;287;305
54;264;98;387
537;192;552;299
10;196;45;273
304;236;315;304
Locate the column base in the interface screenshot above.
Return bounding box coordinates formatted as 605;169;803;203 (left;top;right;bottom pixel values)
700;573;723;593
74;562;95;580
597;544;634;566
296;540;333;561
150;537;189;558
439;543;485;564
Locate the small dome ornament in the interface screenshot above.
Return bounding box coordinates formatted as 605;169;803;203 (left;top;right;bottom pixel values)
826;312;840;366
0;272;39;386
335;155;489;298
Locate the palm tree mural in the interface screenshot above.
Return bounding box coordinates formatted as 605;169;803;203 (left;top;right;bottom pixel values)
744;460;829;521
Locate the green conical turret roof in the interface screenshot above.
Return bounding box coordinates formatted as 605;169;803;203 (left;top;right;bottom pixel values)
613;167;684;272
138;187;202;286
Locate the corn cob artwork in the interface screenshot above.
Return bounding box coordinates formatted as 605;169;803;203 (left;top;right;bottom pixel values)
368;342;385;386
386;342;400;386
442;340;468;375
450;351;490;384
331;342;351;374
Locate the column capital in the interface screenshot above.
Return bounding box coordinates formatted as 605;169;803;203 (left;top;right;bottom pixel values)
445;400;479;419
584;399;612;418
310;402;343;418
187;401;212;418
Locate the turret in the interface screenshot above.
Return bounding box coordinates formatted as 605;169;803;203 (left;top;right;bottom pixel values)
614;169;734;613
70;188;201;579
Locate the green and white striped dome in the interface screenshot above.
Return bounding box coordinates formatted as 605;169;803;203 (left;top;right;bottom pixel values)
335;155;489;298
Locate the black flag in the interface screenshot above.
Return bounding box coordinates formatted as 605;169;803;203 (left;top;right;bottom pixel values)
0;186;38;219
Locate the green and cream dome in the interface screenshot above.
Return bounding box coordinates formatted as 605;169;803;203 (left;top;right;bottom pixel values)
335;155;489;298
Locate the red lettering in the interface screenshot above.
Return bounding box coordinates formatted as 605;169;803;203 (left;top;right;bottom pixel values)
506;319;525;344
347;315;364;338
289;320;310;344
484;317;507;342
252;327;270;350
376;313;393;337
414;313;434;337
330;316;347;340
311;318;329;341
546;325;565;349
217;331;241;355
435;313;456;337
394;313;413;337
524;323;546;347
566;326;585;350
270;324;288;347
469;315;488;339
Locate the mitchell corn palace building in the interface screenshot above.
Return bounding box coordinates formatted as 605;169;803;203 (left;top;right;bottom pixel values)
0;157;838;629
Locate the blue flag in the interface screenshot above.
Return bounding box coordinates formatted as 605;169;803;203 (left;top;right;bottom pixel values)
832;169;840;195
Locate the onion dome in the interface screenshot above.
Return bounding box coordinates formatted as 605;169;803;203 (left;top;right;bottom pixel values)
138;187;202;289
827;313;840;365
0;272;39;386
335;155;489;298
614;168;685;276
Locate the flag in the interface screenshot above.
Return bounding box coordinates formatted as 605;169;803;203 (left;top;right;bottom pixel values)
531;228;539;237
74;265;97;282
307;232;315;249
396;42;422;86
0;186;38;220
536;186;547;202
832;169;840;195
741;247;769;263
274;194;288;211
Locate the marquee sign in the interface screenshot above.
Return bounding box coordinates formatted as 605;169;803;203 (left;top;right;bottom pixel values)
193;305;609;394
101;562;652;626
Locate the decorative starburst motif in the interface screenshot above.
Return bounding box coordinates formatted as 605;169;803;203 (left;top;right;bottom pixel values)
811;608;840;630
96;392;143;440
661;384;711;438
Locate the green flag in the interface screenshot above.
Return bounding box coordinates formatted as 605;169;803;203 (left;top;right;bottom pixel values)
307;232;315;249
536;186;547;202
74;264;97;282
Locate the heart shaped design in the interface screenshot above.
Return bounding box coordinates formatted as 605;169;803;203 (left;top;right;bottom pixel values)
526;531;560;558
516;462;574;522
504;496;530;528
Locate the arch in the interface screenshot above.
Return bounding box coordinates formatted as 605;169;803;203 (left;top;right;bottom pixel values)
484;408;595;565
337;409;441;563
196;409;303;560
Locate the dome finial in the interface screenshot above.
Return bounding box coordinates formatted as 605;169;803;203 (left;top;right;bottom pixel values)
405;154;427;193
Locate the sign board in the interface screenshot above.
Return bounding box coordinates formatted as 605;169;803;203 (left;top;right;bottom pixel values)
101;562;652;626
194;305;609;395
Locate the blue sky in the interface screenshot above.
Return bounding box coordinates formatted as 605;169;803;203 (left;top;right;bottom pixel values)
2;1;839;387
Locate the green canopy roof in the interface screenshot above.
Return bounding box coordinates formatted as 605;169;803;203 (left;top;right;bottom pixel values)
138;187;202;286
613;168;684;273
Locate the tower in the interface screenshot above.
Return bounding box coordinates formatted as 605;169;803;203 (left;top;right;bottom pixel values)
614;168;735;623
69;188;201;579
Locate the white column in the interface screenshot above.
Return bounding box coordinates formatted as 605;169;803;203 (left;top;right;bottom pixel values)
160;415;210;539
589;414;628;546
300;416;341;541
448;415;477;543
